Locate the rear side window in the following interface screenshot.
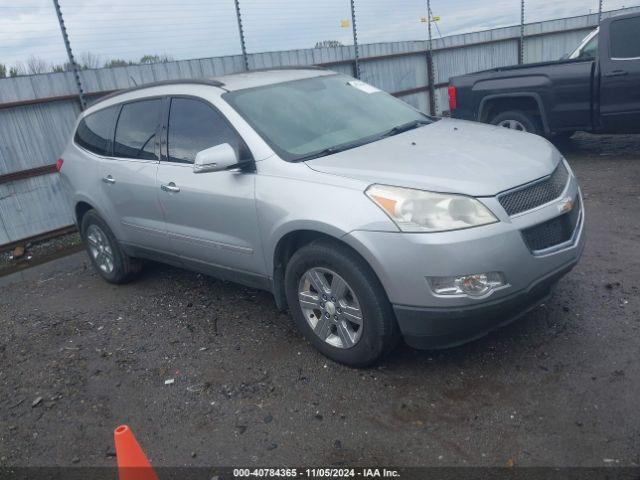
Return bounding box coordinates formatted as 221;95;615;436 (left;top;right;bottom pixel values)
74;106;117;156
114;99;161;160
167;97;248;164
610;16;640;59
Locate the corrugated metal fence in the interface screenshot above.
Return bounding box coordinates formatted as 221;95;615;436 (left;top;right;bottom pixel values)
1;6;638;247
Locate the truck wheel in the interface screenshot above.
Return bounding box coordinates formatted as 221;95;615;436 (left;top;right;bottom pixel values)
81;210;142;284
491;111;541;135
284;239;399;367
551;130;576;140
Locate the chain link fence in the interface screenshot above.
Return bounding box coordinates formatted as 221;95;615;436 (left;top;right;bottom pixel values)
0;0;638;247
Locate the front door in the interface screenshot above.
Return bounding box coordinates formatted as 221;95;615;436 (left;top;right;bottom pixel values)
156;96;265;281
600;15;640;133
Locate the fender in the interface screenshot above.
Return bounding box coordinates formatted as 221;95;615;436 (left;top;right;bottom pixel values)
72;193;108;230
478;92;551;135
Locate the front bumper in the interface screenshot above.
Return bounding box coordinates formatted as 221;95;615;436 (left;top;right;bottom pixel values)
343;171;585;349
393;257;580;349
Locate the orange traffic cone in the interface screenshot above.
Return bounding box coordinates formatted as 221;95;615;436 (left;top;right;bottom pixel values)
114;425;159;480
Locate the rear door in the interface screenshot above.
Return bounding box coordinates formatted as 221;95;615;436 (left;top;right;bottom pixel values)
156;96;265;279
99;98;167;250
599;15;640;132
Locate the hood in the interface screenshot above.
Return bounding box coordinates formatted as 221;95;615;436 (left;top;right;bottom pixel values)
304;118;560;197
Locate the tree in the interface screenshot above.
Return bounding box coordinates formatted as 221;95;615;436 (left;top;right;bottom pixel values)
0;63;6;78
10;62;25;77
315;40;344;48
139;53;173;64
78;52;102;69
104;58;132;68
26;55;49;74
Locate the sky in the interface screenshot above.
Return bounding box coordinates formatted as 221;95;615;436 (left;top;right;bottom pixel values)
0;0;637;70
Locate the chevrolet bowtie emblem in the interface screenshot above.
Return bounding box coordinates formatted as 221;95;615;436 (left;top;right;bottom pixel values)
558;197;574;213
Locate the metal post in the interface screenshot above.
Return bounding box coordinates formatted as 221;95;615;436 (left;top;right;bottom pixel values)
234;0;249;71
519;0;525;65
426;0;436;115
52;0;86;109
349;0;361;79
598;0;603;23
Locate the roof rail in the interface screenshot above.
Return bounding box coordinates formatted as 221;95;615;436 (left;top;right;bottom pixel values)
89;67;328;107
229;65;328;73
91;78;226;105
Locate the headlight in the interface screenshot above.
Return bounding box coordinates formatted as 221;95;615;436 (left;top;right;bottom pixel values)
366;184;497;232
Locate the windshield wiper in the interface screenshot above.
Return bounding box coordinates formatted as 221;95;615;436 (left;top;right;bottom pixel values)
295;118;431;162
383;118;431;138
295;140;369;162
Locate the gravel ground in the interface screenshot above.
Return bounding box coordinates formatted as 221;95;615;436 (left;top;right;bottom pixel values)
0;133;638;468
0;232;82;274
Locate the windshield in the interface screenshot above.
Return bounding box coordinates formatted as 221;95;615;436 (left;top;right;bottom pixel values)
568;28;599;60
223;74;433;161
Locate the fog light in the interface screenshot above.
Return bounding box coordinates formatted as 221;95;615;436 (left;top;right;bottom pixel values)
428;272;506;297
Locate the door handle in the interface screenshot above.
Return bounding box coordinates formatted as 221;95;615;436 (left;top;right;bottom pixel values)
161;182;180;193
605;70;628;78
102;175;115;184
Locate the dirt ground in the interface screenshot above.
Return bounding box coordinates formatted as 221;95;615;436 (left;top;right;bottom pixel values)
0;133;639;469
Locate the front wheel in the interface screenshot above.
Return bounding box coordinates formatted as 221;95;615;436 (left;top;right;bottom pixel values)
284;240;399;367
490;110;542;136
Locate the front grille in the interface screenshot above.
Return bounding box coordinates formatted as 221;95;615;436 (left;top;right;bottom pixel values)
521;196;581;252
498;162;569;216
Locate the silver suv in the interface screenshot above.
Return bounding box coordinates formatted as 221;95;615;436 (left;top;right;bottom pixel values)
60;68;584;366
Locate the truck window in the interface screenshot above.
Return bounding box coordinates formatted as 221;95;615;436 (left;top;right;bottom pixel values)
610;16;640;59
579;35;598;59
568;29;598;60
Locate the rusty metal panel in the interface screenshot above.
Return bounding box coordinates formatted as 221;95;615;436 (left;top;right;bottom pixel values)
0;174;74;244
434;85;452;115
523;29;593;63
0;101;80;175
398;91;430;114
434;39;519;84
360;53;428;93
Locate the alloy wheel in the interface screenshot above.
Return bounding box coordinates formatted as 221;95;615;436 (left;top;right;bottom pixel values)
297;267;363;349
86;224;115;274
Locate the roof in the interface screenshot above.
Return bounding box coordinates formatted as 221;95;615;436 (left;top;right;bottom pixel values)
90;67;332;108
211;66;333;91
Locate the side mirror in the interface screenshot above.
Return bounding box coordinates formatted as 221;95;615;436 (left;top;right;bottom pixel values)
193;143;240;173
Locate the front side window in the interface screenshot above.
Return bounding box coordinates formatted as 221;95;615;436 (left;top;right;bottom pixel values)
167;97;247;164
610;16;640;59
580;35;599;59
568;29;598;60
113;99;161;160
223;74;432;162
74;106;117;156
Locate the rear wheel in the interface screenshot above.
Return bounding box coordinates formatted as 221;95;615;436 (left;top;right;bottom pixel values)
284;239;399;367
81;210;141;284
491;110;541;136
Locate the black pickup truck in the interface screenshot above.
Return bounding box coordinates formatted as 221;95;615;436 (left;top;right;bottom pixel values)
449;12;640;137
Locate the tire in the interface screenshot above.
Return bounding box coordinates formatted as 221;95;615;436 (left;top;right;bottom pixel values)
284;239;399;367
81;209;142;284
490;110;542;136
551;130;575;140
